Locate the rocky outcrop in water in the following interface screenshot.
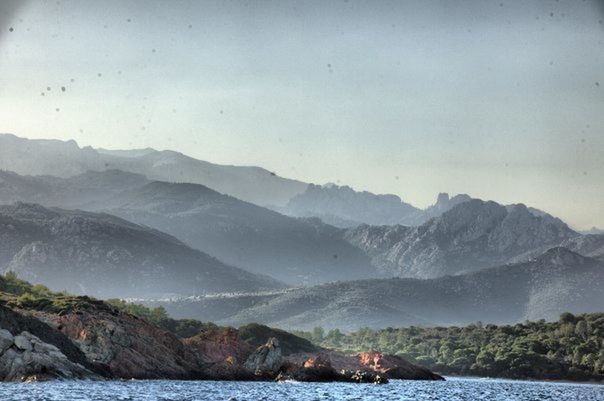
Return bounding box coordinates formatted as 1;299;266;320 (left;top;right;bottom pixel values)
278;352;391;383
357;351;443;380
284;350;443;382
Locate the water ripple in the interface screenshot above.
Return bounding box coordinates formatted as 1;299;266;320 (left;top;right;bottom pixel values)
0;377;602;401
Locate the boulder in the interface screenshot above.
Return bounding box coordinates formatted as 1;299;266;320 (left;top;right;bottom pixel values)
13;334;33;351
243;337;283;377
0;329;14;353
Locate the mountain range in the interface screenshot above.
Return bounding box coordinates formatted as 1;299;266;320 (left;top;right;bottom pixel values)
0;170;375;286
0;203;282;298
1;133;603;330
0;133;307;207
344;199;581;278
0;133;527;229
278;185;474;227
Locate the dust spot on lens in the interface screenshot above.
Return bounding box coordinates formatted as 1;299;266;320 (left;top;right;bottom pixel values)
9;27;14;32
61;86;66;92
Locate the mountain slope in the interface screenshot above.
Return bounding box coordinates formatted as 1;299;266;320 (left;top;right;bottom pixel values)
92;181;376;285
0;133;307;207
161;248;603;331
0;170;376;286
345;199;578;278
0;203;282;298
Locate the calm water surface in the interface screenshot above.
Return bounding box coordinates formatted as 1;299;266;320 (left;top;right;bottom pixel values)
0;377;602;401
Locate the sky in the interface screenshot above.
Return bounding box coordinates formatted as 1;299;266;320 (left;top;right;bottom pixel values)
0;0;602;230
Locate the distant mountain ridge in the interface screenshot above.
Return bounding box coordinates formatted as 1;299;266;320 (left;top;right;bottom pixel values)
277;184;478;228
1;169;600;283
0;133;572;231
0;133;307;207
279;183;421;227
0;203;283;298
150;247;604;331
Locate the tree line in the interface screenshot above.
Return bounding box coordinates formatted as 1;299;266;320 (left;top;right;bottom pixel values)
293;313;604;382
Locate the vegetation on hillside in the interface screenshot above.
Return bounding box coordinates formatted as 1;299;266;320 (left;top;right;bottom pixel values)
0;273;316;353
0;272;210;337
294;313;604;381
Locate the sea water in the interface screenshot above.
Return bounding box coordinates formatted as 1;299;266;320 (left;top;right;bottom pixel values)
0;377;602;401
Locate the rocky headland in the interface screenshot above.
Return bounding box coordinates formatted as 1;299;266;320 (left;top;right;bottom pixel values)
0;274;443;383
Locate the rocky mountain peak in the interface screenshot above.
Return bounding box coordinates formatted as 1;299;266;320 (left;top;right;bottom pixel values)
436;192;450;205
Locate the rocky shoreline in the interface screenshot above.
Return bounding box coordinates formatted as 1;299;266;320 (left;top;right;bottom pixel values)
0;296;443;383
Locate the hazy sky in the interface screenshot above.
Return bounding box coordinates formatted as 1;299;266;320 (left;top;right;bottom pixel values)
0;0;602;229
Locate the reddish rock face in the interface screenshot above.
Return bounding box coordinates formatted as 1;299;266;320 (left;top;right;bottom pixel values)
357;351;444;380
184;326;252;364
359;351;405;373
303;353;332;369
31;304;202;380
183;327;255;380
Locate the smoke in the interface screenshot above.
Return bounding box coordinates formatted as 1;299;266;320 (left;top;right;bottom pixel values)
0;0;29;42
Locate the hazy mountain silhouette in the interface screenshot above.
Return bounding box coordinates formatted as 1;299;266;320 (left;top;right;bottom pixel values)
278;185;478;228
278;183;420;227
0;170;377;286
0;133;307;207
155;248;604;331
0;203;283;298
